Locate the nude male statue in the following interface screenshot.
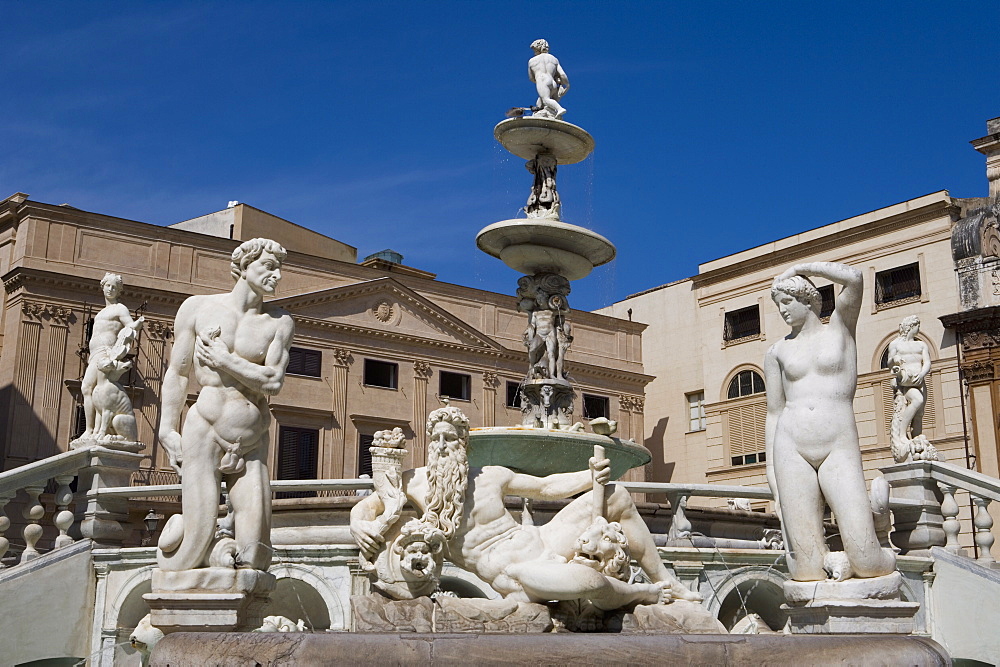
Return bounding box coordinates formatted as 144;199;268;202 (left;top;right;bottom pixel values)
157;238;294;572
528;39;569;120
518;274;572;380
352;406;701;610
79;272;144;440
765;262;895;582
888;315;934;462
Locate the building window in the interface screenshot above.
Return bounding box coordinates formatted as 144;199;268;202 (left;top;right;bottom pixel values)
506;381;522;408
439;371;471;401
727;402;767;467
358;433;375;477
363;359;398;389
875;263;921;306
727;370;765;399
687;391;706;432
287;347;322;377
723;305;761;343
276;426;319;499
72;403;87;439
818;285;835;319
583;394;610;419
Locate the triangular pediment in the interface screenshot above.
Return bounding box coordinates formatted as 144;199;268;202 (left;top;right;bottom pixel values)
272;278;502;351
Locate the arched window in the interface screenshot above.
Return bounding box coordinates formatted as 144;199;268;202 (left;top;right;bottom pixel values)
879;346;891;370
727;370;765;399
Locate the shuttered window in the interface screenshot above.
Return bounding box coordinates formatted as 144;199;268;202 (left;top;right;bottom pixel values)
724;305;761;342
277;427;319;499
727;401;767;466
875;263;921;305
687;391;706;431
287;347;322;377
358;434;375;477
818;284;835;319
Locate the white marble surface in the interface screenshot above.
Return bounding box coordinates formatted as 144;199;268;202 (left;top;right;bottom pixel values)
765;262;896;583
527;39;569;120
888;316;939;463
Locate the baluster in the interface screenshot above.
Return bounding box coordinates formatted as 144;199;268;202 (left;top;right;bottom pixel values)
667;493;692;543
20;485;45;563
53;474;76;549
938;483;963;555
972;495;995;565
0;492;13;568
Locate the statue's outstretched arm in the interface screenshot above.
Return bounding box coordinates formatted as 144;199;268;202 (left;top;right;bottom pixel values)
779;262;863;331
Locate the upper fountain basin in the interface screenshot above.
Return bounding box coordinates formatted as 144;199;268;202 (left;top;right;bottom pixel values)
495;117;595;163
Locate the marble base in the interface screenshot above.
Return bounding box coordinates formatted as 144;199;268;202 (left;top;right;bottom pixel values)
144;568;276;633
70;435;143;453
782;572;918;634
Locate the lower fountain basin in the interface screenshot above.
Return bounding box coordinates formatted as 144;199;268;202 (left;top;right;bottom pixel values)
468;427;650;479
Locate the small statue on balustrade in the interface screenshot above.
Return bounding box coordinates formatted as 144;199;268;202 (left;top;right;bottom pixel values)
888;315;940;463
72;272;144;449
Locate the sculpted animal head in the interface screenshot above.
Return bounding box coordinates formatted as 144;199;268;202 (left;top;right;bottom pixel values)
571;516;631;581
393;519;445;581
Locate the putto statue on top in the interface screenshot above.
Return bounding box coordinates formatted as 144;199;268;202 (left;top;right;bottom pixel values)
528;39;570;120
156;238;294;572
72;272;144;450
888;315;939;462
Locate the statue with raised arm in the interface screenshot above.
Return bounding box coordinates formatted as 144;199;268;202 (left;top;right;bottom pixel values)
156;238;294;572
73;272;144;449
517;273;573;380
528;39;569;120
764;262;895;583
351;406;701;615
888;316;939;462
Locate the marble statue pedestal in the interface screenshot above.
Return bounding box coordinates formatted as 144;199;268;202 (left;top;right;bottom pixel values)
144;568;275;633
880;461;946;553
519;378;576;429
781;572;919;634
69;435;144;454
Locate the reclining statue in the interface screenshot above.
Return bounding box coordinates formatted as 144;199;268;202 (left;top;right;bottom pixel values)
351;405;701;610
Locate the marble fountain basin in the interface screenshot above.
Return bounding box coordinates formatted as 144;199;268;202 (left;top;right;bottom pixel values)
468;427;650;479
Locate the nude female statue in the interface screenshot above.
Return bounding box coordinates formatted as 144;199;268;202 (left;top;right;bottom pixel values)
156;238;294;572
764;262;895;581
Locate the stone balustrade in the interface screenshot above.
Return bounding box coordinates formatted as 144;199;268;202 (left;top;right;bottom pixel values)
882;460;1000;564
0;446;144;568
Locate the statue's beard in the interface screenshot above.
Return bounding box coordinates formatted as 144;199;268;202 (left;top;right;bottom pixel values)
424;441;468;539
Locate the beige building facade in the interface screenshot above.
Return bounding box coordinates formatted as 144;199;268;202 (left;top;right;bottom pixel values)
0;196;650;485
602;191;967;503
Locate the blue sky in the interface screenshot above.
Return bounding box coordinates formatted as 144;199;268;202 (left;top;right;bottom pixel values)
1;2;997;310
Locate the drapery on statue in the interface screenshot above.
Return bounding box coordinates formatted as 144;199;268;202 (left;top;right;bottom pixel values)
528;39;569;120
156;238;294;572
517;273;573;380
765;262;895;582
888;315;939;462
75;272;144;446
351;405;701;610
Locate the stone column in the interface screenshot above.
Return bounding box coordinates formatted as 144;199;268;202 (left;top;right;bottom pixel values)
482;371;499;427
8;303;44;459
41;305;72;445
330;348;351;478
412;361;432;466
618;395;647;484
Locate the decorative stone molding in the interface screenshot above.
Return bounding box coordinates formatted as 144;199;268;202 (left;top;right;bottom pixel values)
962;360;996;385
144;320;173;340
333;348;352;366
413;360;432;379
3;274;23;294
45;305;73;325
482;371;499;388
961;330;1000;352
372;299;395;324
21;302;45;320
619;395;644;414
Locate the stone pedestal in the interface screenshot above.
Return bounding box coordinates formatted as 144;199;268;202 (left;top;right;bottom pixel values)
144;568;275;633
74;445;145;548
781;572;919;634
881;461;946;552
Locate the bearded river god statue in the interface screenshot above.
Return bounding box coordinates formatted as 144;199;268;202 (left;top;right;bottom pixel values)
350;406;725;633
